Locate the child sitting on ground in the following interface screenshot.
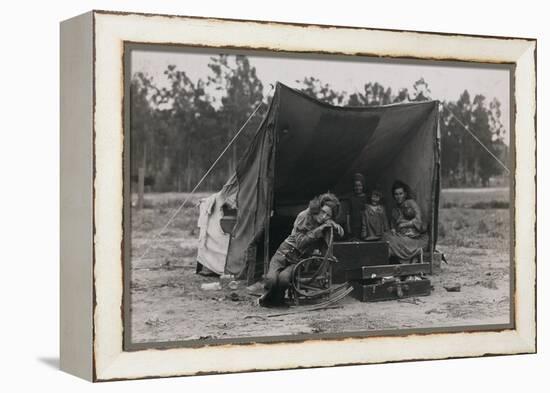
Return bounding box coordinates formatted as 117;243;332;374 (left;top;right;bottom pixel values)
361;190;389;240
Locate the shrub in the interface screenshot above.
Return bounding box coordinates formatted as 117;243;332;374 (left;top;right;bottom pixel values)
471;200;509;209
477;219;489;234
438;222;446;238
452;219;463;230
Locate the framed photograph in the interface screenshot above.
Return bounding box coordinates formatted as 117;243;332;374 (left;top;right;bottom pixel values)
60;10;536;381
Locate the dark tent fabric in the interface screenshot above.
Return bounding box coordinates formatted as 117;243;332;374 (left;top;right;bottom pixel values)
224;83;440;275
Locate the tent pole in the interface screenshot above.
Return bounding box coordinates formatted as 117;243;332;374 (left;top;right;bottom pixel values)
431;103;442;274
263;119;278;276
263;201;270;276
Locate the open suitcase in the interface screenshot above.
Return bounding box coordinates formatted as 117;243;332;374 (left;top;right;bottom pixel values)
332;241;432;302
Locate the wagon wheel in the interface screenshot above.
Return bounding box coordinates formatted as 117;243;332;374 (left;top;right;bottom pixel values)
290;227;338;300
288;227;353;305
290;256;335;299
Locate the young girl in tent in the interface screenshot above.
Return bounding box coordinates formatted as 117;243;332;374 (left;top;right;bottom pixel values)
361;189;389;240
346;173;367;240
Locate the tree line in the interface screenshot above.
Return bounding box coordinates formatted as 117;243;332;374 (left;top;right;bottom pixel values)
130;54;509;192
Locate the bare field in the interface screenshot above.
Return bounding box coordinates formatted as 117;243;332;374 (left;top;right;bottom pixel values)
129;188;511;344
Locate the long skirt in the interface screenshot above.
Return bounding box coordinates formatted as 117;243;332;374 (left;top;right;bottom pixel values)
382;232;429;262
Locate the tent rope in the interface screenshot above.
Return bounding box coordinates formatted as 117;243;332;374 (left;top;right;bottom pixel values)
442;104;510;174
136;94;269;262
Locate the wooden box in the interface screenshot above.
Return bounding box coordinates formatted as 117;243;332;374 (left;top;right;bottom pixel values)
346;262;432;281
351;277;431;302
332;241;389;283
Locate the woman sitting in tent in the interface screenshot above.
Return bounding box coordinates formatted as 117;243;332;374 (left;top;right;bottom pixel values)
259;193;344;308
383;180;429;263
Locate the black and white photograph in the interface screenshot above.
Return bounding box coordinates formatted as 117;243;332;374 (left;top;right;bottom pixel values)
125;45;514;347
2;0;543;387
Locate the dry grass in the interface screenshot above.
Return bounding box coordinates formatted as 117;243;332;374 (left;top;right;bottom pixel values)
438;208;509;250
128;188;511;343
437;188;510;251
440;187;509;208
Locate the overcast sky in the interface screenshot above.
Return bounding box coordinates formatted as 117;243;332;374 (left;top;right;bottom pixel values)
131;48;511;143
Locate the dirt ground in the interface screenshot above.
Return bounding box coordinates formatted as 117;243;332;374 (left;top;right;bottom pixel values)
129;188;511;344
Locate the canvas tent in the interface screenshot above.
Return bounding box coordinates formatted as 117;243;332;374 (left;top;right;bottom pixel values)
197;82;440;278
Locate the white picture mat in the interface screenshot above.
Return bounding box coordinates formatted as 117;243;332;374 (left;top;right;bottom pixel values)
92;12;535;380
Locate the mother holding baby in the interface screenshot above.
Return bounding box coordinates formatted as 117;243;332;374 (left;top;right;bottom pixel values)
383;180;429;263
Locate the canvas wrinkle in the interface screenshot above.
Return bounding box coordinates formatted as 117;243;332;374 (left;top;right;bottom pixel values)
223;83;440;275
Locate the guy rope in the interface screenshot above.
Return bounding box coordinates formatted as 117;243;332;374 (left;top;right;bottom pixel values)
136;87;273;262
442;104;510;174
